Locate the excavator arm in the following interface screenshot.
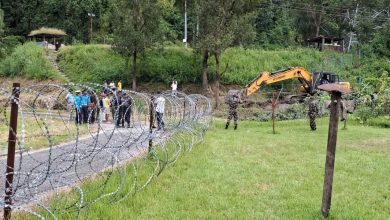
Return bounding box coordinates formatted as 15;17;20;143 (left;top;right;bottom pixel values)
244;67;312;97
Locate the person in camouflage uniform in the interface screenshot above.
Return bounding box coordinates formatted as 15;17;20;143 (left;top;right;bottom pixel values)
225;93;242;130
308;97;319;131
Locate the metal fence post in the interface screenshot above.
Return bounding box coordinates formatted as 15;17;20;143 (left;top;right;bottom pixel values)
148;98;154;152
4;83;20;220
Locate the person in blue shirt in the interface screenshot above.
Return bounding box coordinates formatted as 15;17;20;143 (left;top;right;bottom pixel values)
74;91;82;124
81;91;90;124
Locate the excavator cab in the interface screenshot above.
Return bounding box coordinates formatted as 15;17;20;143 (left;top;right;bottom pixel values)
312;72;338;86
311;72;351;92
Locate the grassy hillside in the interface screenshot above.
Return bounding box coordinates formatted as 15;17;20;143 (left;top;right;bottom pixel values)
0;42;63;80
58;44;374;87
24;118;390;219
58;44;126;83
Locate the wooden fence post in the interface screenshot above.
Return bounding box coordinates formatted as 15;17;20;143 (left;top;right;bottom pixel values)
318;83;351;218
4;83;20;220
321;91;341;218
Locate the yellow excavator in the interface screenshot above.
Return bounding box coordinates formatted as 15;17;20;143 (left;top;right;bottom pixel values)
235;66;351;100
225;66;353;120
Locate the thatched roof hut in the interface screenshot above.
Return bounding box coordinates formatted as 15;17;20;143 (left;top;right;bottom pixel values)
28;27;67;38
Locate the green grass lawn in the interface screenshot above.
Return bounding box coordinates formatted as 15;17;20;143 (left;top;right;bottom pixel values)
22;118;390;219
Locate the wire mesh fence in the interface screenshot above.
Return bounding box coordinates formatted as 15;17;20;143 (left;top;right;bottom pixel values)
0;82;212;219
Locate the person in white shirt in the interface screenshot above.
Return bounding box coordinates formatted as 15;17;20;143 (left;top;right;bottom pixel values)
171;80;177;96
155;92;166;130
66;91;75;111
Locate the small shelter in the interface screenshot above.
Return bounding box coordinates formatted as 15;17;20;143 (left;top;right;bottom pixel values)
307;35;344;53
28;27;67;50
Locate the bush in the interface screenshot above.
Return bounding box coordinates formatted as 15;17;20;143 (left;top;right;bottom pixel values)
59;45;201;85
57;44;388;90
0;35;24;58
221;47;325;85
0;42;60;80
139;46;202;84
58;44;126;83
367;116;390;128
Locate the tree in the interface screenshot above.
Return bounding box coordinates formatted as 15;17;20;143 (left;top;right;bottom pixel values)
255;0;299;47
112;0;163;91
1;0;110;43
0;6;5;57
196;0;257;107
0;6;4;36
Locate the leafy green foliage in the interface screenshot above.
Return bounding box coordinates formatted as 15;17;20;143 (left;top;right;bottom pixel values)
255;1;300;47
112;0;164;90
58;44;363;87
139;46;202;84
0;7;4;36
361;26;390;59
2;0;112;43
219;47;337;84
0;35;24;58
58;44;125;83
0;42;60;80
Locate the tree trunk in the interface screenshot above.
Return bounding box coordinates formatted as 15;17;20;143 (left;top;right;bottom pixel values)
314;5;323;37
315;13;322;37
132;50;137;91
202;50;209;91
214;52;221;108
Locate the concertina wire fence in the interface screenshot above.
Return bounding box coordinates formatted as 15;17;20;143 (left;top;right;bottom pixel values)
0;82;212;219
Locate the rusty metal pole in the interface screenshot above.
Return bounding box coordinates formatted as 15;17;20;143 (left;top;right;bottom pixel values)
343;116;347;130
148;98;154;152
183;99;186;124
321;91;341;218
4;83;20;220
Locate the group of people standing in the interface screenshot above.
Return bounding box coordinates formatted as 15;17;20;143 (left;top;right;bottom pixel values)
65;79;133;127
66;90;98;124
110;90;133;128
65;79;181;130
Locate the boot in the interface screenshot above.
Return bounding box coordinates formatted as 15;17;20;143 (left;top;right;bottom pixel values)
234;124;237;130
225;122;229;129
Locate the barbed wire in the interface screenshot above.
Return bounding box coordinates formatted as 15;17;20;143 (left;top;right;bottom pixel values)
0;82;212;219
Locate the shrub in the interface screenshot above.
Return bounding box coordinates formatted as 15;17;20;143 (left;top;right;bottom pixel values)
0;35;24;58
0;42;60;80
58;44;126;83
139;46;202;84
57;44;385;91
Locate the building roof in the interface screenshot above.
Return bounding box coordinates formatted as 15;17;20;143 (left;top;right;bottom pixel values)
28;27;67;37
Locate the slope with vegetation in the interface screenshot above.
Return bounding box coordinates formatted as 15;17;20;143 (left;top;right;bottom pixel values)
0;42;64;81
57;45;364;86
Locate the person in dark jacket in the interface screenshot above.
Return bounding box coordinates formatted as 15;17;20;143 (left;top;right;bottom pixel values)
80;91;90;124
225;93;242;130
89;91;98;124
113;91;124;127
308;97;319;131
122;93;133;128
